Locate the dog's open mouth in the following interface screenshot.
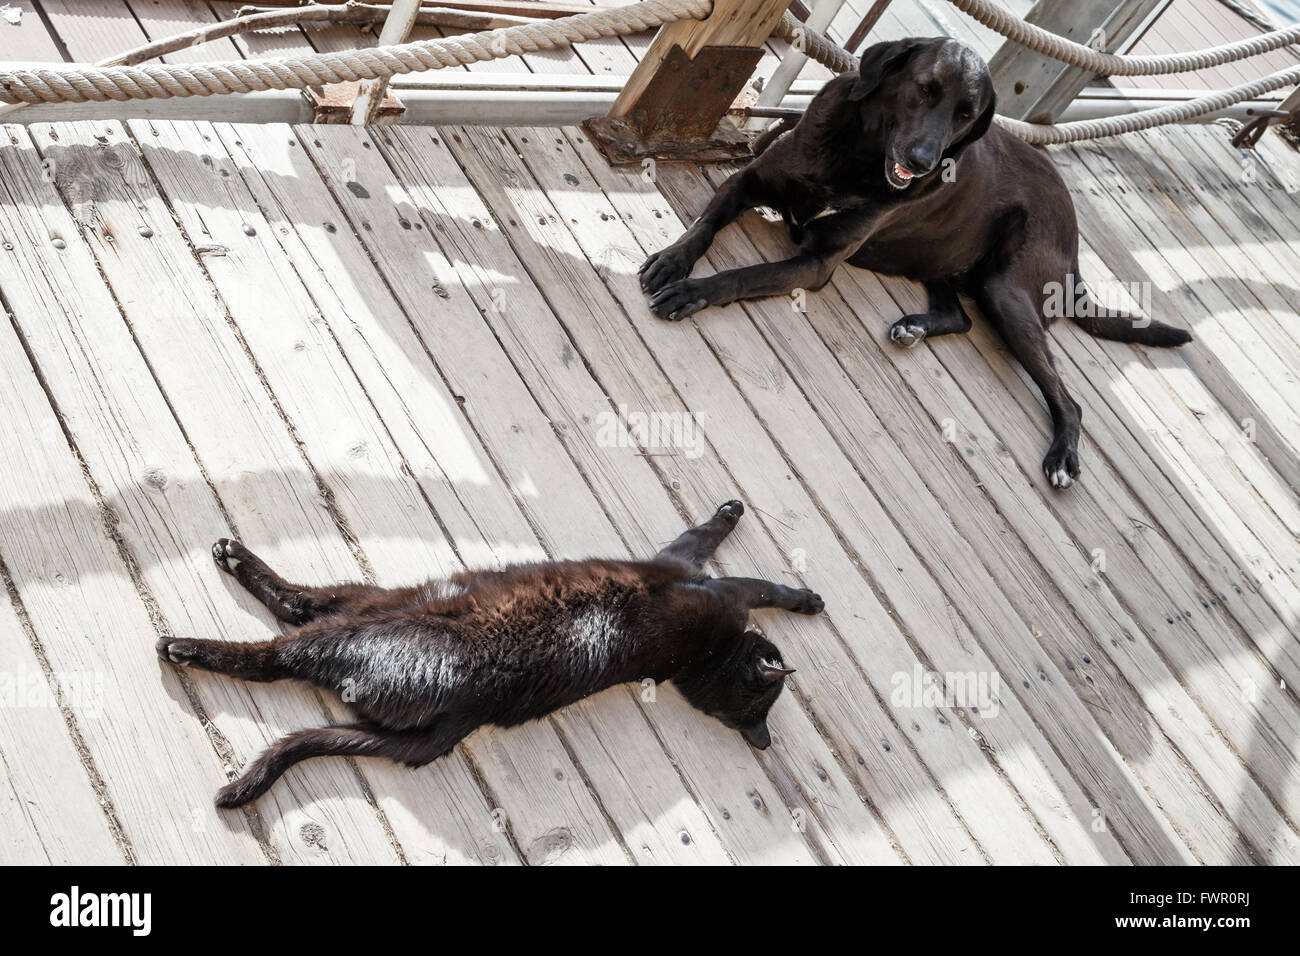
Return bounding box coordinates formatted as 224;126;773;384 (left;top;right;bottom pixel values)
886;159;918;190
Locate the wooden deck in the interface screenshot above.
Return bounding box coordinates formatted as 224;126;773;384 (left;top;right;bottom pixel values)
1;0;1300;866
0;111;1296;865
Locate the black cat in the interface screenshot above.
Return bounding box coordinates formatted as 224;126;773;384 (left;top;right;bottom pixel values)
157;500;823;808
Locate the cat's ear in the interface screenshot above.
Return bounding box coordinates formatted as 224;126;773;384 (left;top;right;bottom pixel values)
741;720;772;749
757;656;795;684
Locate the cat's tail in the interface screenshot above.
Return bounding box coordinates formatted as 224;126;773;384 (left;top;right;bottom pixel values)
1067;278;1192;348
216;722;419;808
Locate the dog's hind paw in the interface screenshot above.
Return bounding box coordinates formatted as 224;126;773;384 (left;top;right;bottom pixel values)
1042;448;1080;489
889;319;927;348
715;500;744;523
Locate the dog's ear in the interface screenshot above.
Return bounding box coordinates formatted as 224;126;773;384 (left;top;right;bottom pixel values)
848;38;927;102
947;89;997;160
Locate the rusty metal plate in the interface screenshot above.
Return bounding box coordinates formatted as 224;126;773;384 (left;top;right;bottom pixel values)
623;44;764;142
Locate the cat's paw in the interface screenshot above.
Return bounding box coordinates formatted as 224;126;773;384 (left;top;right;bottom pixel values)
715;500;745;523
791;590;824;615
212;538;247;573
157;637;196;665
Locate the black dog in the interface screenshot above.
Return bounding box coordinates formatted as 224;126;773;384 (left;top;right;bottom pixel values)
640;37;1192;488
157;501;821;807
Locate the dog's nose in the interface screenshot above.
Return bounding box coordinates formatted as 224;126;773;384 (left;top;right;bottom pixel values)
903;146;938;175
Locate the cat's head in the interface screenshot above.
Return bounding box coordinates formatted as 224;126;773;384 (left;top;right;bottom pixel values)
675;630;794;749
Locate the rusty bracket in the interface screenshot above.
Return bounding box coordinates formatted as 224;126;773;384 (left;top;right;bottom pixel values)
582;44;763;165
308;82;405;124
1230;107;1294;149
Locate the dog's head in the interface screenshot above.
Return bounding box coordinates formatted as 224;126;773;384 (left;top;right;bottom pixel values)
675;629;794;750
847;37;996;191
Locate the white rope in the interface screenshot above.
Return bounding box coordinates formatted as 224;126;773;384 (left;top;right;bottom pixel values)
945;0;1300;76
0;0;711;105
997;65;1300;143
772;12;860;75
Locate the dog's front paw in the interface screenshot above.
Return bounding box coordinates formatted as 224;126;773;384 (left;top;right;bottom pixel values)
157;637;196;665
1042;446;1080;489
639;246;694;294
889;317;928;348
715;500;745;523
212;538;248;573
791;589;824;615
649;278;712;321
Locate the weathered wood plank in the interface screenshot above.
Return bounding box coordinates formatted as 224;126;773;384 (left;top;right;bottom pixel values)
8;122;412;862
37;0;148;61
0;166;268;860
0;570;123;863
124;0;244;62
0;0;67;61
1068;142;1300;479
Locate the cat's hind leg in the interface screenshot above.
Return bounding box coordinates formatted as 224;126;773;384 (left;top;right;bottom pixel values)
215;718;475;808
213;538;392;625
655;500;745;571
156;635;289;682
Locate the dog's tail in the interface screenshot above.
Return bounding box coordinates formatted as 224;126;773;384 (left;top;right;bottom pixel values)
1068;279;1192;348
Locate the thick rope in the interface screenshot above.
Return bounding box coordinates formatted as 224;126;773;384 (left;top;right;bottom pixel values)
945;0;1300;77
772;12;860;75
0;0;711;105
998;65;1300;143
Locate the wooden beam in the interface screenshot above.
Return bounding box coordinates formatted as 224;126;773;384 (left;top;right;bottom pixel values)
607;0;790;140
988;0;1169;124
844;0;894;54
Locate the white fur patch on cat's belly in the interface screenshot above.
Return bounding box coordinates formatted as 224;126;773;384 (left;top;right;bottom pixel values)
568;605;618;671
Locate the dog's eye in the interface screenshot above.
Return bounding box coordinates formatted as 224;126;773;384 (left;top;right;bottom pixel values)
919;83;938;100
